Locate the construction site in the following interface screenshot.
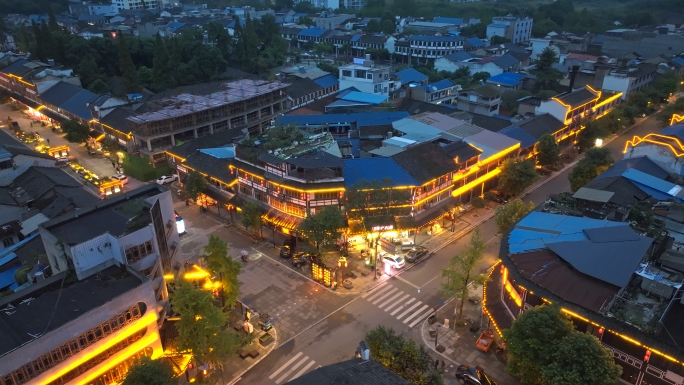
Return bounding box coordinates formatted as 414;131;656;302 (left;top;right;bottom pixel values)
126;79;289;162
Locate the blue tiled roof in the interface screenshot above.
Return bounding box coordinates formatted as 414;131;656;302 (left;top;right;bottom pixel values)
200;147;235;159
395;68;428;84
465;37;486;48
660;122;684;141
313;74;339;89
433;17;462;25
421;79;455;92
488;23;508;28
350;34;362;42
410;35;464;42
277;112;408;127
343;158;418;187
596;156;669;180
443;51;473;62
493;54;521;69
227;19;245;28
622;168;684;201
40;82;98;121
168;21;186;32
486;72;525;87
672;57;684;66
298;27;328;37
0;266;19;290
340;91;388;104
499;126;537;148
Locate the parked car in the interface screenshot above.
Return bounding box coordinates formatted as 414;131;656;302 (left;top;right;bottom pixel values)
156;175;178;185
404;246;429;263
487;190;508;204
455;365;497;385
280;244;294;259
111;174;129;184
291;253;307;267
380;252;405;269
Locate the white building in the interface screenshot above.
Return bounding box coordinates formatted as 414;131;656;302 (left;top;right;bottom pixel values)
487;15;533;44
89;4;116;15
341;0;365;10
338;56;400;96
111;0;169;11
528;37;554;61
602;62;658;100
295;0;340;9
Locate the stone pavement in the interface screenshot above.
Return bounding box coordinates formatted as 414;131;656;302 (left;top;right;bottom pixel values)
219;326;278;384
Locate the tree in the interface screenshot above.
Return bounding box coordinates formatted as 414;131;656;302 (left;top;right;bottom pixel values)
491;35;511;45
100;137;120;153
495;199;534;234
122;357;175;385
471;196;485;208
532;47;563;91
185;171;209;203
458;23;487;39
87;79;110;94
503;305;575;384
138;66;153;90
472;71;490;83
542;332;622;385
241;201;263;235
47;4;59;32
201;235;242;308
584;147;614;169
297;16;315;27
62;119;90;143
298;205;344;251
441;229;487;322
170;281;240;365
497;159;538;197
118;34;141;94
365;19;381;33
568;160;601;192
152;34;173;91
536;89;558;100
381;19;395;34
365;326;443;385
576;120;608;151
536;133;560;167
241;14;261;71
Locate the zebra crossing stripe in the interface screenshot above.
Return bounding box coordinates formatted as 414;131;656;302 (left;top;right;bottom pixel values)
403;304;430;324
408;307;437;328
377;292;406;309
396;301;423;320
390;298;415;315
365;285;394;301
269;352;303;379
371;287;398;305
361;282;387;298
275;356;308;384
289;360;317;382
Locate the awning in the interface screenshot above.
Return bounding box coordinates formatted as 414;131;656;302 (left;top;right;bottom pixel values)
262;209;304;230
201;187;234;205
38;108;67;123
10;93;40;109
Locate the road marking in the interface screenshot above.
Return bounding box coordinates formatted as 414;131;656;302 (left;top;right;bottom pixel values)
402;304;430;324
269;352;303;379
289;360;317;382
395;301;423;320
390;298;415;315
377;291;405;309
275;356;308;384
394;274;420;289
383;294;410;312
408;307;436;328
371;287;398;305
365;285;394;302
361;282;388;298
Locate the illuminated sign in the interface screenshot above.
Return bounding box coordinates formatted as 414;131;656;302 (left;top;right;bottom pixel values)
371;225;394;232
175;211;186;234
177;165;188;173
311;261;335;287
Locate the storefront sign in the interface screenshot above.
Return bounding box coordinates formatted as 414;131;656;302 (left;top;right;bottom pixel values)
371;225;394;232
177;165;188;174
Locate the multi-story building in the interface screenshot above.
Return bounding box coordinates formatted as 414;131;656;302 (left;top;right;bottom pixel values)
123;79;288;166
338;57;400;96
455;85;502;116
434;52;522;76
111;0;169;11
409;79;462;105
602;61;658;100
340;0;365;10
487;15;533;44
0;184;178;385
393;35;465;64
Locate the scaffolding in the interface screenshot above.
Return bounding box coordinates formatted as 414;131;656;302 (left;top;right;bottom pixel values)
127;79;288;139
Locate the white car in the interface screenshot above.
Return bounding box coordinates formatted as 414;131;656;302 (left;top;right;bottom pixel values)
111;174;129;184
380;252;405;269
156;175;178;185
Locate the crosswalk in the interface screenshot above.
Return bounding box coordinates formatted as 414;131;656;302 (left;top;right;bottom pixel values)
361;283;435;328
268;352;320;384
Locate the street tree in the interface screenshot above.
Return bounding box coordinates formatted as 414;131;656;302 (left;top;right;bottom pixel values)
184;171;209;203
170;281;240;365
497;159;538;197
495;199;534;234
536;133;560;167
503;305;575;384
201;235;241;308
100;137;120;154
471;196;485;209
62;119;90;143
569;160;600;192
584;147;614;169
542;332;622;385
122;357;175;385
441;228;487;322
576;120;608;151
381;19;395;34
365;326;444;385
118;33;142;94
532;47;563;91
241;201;263;236
298;205;344;251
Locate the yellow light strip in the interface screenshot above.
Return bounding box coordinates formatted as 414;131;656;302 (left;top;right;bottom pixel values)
95;133;106;142
482;260;503;337
413;184;453;206
670;114;684;126
38;311;158;384
478;143;520;166
623;133;684;157
451;169;501;197
75;333;161;385
592;92;623;111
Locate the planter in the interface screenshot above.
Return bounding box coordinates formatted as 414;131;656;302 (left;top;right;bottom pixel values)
429;328;437;338
427;315;437;325
258;333;274;347
469;324;480;333
436;345;446;353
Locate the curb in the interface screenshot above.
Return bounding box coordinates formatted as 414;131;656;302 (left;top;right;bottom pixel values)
226;327;278;385
419;304;459;365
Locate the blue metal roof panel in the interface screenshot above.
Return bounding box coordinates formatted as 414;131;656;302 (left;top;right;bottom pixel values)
488;23;508;28
622;168;680;195
350;34;362;42
433;17;462;25
596;156;669;180
395;68;428;84
1;59;31;77
410;35;464;42
298;27;328;37
199;147;235;159
421;79;455;92
356;112;410;127
40;82;85;107
313;74;339;89
277;112;408;127
499;126;537;148
672;57;684;66
443;51;473;62
465;37;486;48
486;72;525;86
343;158;418;187
0;266;19;290
660;122;684;141
60;89;99;120
340;91;388;104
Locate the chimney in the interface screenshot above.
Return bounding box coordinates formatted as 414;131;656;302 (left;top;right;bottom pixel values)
568;65;580;93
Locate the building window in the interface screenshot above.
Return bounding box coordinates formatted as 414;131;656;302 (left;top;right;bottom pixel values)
342;70;352;77
2;237;14;248
124;241;154;263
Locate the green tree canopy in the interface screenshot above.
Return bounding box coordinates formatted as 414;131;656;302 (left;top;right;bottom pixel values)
536;133;560;167
495;199;535;235
298;205;344;251
87;78;110;94
152;34;173;91
542;332;622;385
576;120;609;151
241;201;263;234
584;147;614;169
201;235;241;308
532;48;563;91
100;137;120;153
365;19;381;33
118;34;142;94
62;119;90;143
381;19;395;34
441;229;487;321
122;357;175;385
497;159;538;197
170;281;240;365
185;171;209;202
569;147;614;191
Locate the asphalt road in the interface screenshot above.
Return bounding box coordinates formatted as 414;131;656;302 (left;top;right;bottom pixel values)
235;113;664;384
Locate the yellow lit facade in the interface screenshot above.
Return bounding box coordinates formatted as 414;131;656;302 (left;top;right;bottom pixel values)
623;133;684;157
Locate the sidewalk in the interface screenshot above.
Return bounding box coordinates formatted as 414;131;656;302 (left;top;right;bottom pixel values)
220;325;278;385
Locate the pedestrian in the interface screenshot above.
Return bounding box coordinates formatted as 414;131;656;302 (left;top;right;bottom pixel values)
434;359;439;369
111;161;116;168
30;122;33;127
46;139;49;145
440;361;445;371
185;199;189;207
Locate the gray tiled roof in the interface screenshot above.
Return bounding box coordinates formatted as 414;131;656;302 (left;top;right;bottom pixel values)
167;128;246;160
556;87;597;107
512;114;565;139
492;53;520;69
285;358;411;385
287;78;324;100
183;151;235;184
391;142;457;184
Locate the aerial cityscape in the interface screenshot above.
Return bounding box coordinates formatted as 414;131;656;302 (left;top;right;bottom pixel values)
0;0;683;384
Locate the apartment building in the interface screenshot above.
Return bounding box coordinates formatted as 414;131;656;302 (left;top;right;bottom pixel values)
602;61;658;100
0;184;177;385
111;0;169;11
487;15;533;44
455;85;502;116
394;35;466;64
124;79;288;166
338;57;400;96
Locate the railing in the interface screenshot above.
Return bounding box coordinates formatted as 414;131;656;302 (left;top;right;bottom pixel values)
600;343;643;369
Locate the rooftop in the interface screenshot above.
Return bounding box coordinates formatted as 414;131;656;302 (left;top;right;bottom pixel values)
391;142;458;184
486;72;525;87
554;87;599;108
343;158;418;187
394;68;429;84
0;265;142;358
463;129;520;160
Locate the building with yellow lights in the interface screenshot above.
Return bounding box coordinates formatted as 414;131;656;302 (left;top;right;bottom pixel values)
486;211;684;385
0;184;181;384
623;120;684;177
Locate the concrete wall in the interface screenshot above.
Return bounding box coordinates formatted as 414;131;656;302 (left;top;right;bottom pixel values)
71;233;123;279
39;225;71;273
536;99;568;123
602;74;632;100
624;144;684;175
